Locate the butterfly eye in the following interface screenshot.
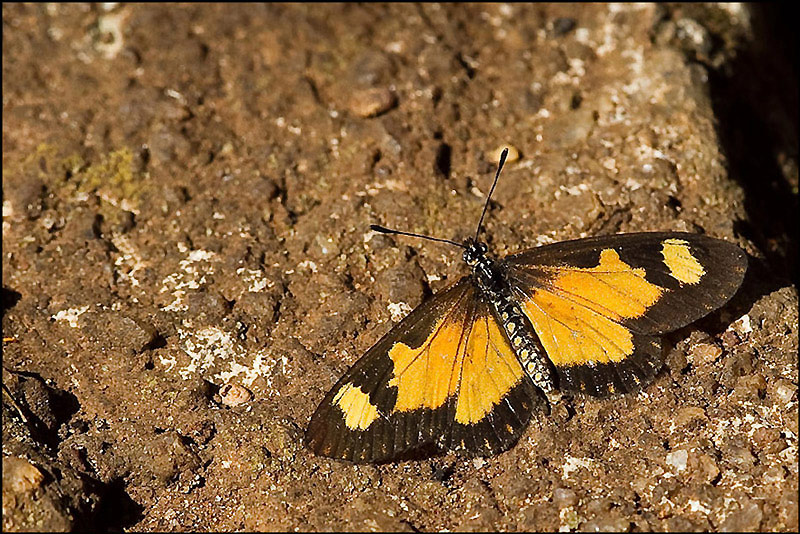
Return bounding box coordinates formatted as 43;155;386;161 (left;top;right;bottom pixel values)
478;243;487;254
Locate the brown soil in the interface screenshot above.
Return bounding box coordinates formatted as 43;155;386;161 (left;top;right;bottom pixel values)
3;4;797;532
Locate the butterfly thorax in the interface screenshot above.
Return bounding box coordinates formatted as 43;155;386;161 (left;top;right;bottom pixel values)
463;239;555;392
462;240;505;297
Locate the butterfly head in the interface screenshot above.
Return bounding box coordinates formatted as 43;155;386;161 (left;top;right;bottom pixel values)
462;239;489;266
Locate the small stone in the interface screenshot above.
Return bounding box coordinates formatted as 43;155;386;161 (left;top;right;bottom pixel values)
666;516;704;532
688;342;723;366
3;457;45;493
553;487;578;508
770;379;796;405
720;329;741;349
666;449;688;472
552;17;577;37
559;506;580;531
751;426;782;452
731;314;753;336
220;383;253;407
7;177;45;220
488;145;520;164
350;88;397;118
691;453;720;484
673;406;708;428
674;18;713;60
726;444;756;468
721;500;763;532
734;374;767;399
581;515;632;532
81;312;158;354
2;457;73;531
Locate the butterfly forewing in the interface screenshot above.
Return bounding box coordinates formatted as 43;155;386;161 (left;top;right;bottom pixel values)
504;232;747;396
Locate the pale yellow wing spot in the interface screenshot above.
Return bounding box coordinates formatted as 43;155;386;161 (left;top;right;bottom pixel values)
661;239;705;284
333;383;380;430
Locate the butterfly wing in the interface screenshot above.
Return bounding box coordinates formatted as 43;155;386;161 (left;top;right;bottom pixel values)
305;278;541;462
504;232;747;396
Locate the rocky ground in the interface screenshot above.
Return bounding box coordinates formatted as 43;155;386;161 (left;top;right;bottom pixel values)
3;4;797;532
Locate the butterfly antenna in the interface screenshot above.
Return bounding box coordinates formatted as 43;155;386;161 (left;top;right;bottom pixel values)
474;147;509;242
370;224;465;249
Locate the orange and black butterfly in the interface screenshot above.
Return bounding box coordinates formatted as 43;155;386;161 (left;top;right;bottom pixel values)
305;149;747;462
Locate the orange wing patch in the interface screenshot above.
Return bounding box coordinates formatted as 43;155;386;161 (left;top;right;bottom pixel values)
552;249;664;320
456;314;523;424
520;248;664;367
387;305;524;425
387;318;464;413
522;292;634;366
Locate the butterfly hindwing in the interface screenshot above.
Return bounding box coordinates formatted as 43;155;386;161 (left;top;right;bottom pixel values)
305;279;470;462
443;297;541;457
505;232;747;396
305;278;541;462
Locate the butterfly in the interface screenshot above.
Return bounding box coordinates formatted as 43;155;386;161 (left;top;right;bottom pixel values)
305;148;747;463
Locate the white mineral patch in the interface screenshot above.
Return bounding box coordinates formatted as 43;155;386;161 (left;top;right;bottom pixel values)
388;301;413;322
52;305;90;328
561;455;593;478
175;323;280;388
666;449;688;471
236;267;271;292
731;314;753;335
297;260;318;273
160;246;218;312
112;234;147;287
688;499;712;515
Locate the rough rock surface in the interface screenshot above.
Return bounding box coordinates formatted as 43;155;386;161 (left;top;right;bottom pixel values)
3;4;796;531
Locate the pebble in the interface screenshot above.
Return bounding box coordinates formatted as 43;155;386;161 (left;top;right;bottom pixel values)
220;383;253;407
770;379;796;405
666;449;688;471
726;444;756;468
488;145;520;164
552;17;577;36
721;500;763;532
751;426;782;452
720;329;741;349
688;342;723;366
581;516;631;533
673;406;707;428
4;457;45;493
674;18;713;59
350;88;397;118
693;453;720;484
553;487;578;508
734;374;767;398
731;314;753;336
